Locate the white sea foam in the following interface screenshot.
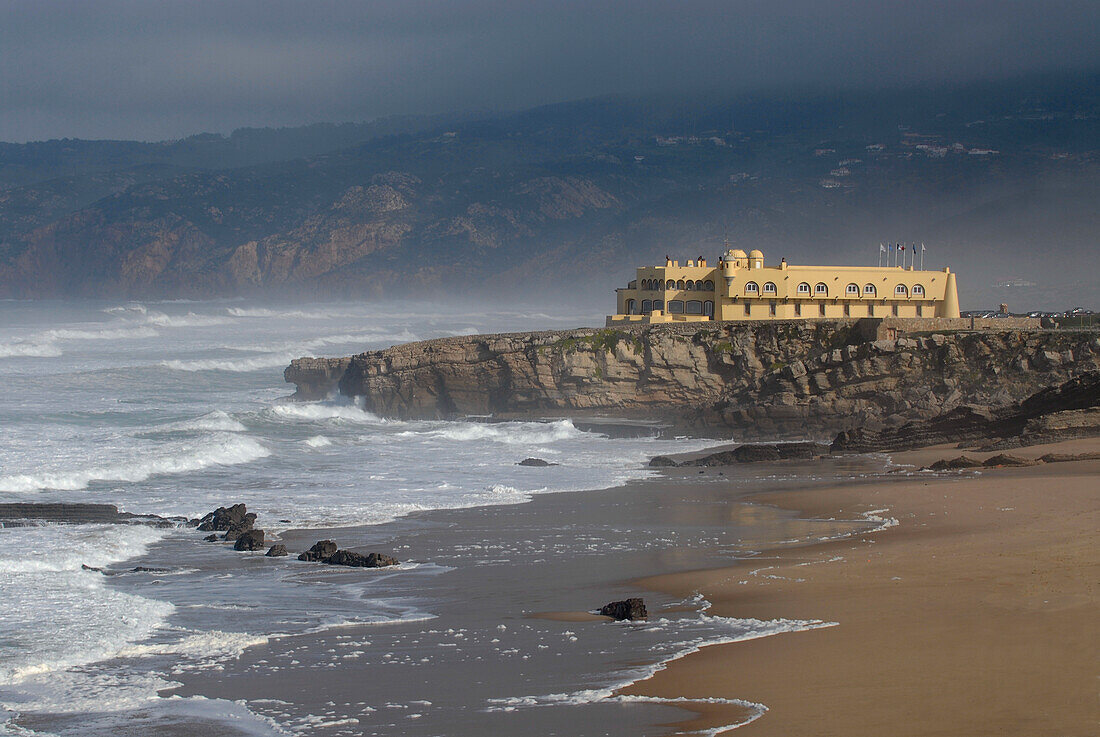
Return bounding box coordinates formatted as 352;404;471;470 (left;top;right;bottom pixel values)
157;410;248;434
401;419;584;445
0;341;63;358
0;525;173;686
142;311;234;328
226;307;357;320
0;434;270;493
487;614;834;734
303;435;333;448
162;354;300;372
266;402;386;425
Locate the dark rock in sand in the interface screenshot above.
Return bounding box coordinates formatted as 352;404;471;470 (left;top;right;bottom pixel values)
203;534;219;542
131;566;170;573
81;564;106;574
928;456;984;471
223;514;257;541
1039;451;1100;463
265;544;288;557
196;504;250;532
233;529;266;551
298;540;339;562
599;598;647;621
648;455;679;468
517;457;556;467
324;550;400;568
679;442;831;467
982;454;1039;467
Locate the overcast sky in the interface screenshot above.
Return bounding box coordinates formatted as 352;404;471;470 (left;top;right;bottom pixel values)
1;0;1097;142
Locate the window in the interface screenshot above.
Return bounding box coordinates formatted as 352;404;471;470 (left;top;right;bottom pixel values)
797;282;811;294
640;299;651;313
892;304;899;316
626;299;636;314
863;284;877;297
769;302;777;316
843;303;850;316
815;283;828;296
820;304;827;316
665;279;675;290
795;303;802;316
745;281;759;294
912;284;925;296
703;280;714;291
846;283;859;295
703;300;714;316
667;300;684;314
676;279;685;289
686;300;703;315
744;303;752;316
652;299;664;311
917;304;924;317
894;285;908;297
763;282;777;294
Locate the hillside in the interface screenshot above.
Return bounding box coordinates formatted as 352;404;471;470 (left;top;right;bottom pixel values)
1;76;1097;307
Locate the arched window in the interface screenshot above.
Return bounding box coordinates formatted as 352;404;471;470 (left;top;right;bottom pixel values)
894;284;908;297
797;282;811;294
685;280;695;291
676;279;685;290
686;300;703;314
640;299;651;313
745;281;759;294
667;300;684;314
652;299;664;311
703;280;714;291
703;300;714;316
815;283;828;296
665;279;675;290
762;282;777;294
846;283;859;295
912;284;925;296
863;284;877;297
626;299;637;314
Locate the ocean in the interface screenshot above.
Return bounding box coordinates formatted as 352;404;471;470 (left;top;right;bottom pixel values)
0;300;882;736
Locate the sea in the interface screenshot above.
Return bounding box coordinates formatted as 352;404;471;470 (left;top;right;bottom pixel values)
0;299;885;736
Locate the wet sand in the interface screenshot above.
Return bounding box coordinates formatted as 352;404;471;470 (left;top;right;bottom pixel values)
624;438;1100;735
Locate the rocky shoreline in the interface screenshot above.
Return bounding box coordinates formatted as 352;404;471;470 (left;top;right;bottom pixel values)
286;319;1100;438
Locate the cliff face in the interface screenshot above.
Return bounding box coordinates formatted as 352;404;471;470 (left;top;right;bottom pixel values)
285;320;1100;437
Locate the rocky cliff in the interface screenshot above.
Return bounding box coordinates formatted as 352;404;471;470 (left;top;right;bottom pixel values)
285;320;1100;438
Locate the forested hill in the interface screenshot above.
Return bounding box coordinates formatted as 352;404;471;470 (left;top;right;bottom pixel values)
1;75;1097;308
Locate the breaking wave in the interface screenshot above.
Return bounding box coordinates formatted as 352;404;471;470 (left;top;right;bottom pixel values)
162;354;299;372
266;402;386;424
402;419;585;445
0;434;270;493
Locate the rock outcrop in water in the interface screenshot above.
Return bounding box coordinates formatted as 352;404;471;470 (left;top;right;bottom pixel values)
286;320;1100;437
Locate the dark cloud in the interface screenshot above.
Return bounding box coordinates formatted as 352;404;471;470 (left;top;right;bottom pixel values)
1;0;1097;141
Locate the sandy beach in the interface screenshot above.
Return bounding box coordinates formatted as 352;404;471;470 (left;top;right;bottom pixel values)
625;439;1100;736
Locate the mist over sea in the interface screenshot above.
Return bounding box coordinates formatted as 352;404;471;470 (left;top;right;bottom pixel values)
0;299;882;735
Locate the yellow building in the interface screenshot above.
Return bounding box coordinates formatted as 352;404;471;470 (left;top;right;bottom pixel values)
607;248;960;324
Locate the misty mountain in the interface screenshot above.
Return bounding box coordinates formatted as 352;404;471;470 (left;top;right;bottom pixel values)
0;75;1096;309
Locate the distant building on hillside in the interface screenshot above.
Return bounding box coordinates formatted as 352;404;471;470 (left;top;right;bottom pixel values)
607;248;960;324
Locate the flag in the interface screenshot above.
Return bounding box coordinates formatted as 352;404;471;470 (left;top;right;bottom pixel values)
921;243;927;252
880;243;886;253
